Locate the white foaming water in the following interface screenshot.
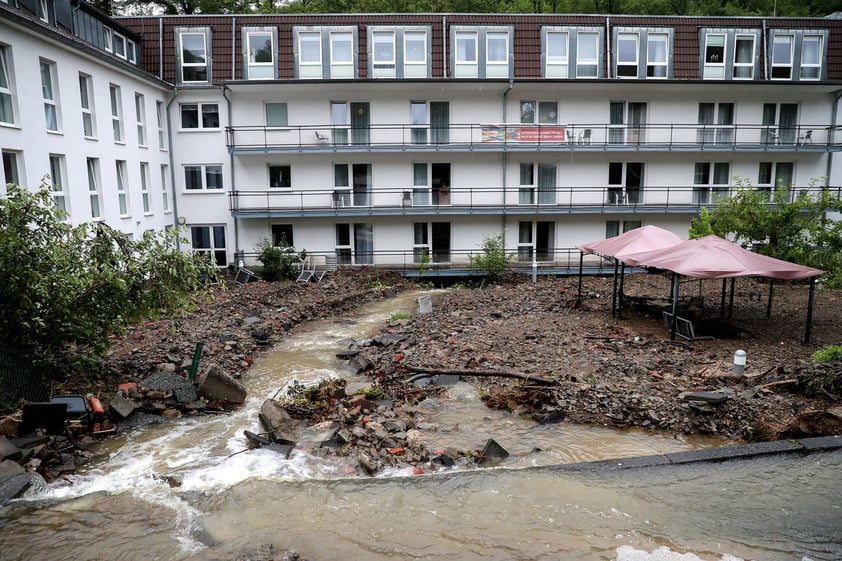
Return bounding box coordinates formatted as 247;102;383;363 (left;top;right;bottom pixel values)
615;547;747;561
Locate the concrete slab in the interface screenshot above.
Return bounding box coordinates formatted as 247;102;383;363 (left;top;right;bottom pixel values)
559;454;672;471
665;440;804;465
798;435;842;452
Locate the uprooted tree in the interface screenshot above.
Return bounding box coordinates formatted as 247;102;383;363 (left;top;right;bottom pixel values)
0;183;218;380
689;178;842;288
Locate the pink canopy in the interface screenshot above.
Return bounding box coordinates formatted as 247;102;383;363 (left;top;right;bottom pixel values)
624;235;824;280
577;225;684;260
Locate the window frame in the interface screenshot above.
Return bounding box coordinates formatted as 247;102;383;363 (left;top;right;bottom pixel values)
703;33;726;79
134;92;146;147
49;154;68;213
179;102;220;130
693;161;731;203
329;30;355;79
190;225;228;267
40;58;60;132
79;73;95;138
177;28;211;85
544;30;569;78
485;30;509;78
265;102;288;127
646;32;669;78
86;157;102;220
615;31;639;78
243;27;277;80
109;83;123;143
296;30;322;78
113;32;127;60
800;34;822;80
2;150;22;188
403;29;428;78
115;159;129;217
733;34;756;79
183;163;224;192
770;33;794;80
576;31;600;78
160;164;170;212
0;44;17;126
156;100;167;150
140;161;151;214
371;29;396;76
268;163;291;188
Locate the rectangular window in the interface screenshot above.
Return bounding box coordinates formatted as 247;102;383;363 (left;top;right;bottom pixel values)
576;32;599;77
800;35;822;79
180;103;219;129
413;222;429;263
693;162;730;203
0;45;14;125
156;101;166;149
607;162;644;205
758;161;794;198
135;93;146;146
179;30;209;83
37;0;48;22
140;162;151;213
606;220;642;238
486;31;509;78
2;150;21;186
191;225;227;266
372;30;395;78
697;102;734;145
520;101;558;124
246;29;274;79
404;30;427;78
411;101;427;144
114;33;127;59
184;164;223;191
771;34;794;79
646;33;668;78
116;160;129;216
616;32;639;77
103;26;112;52
733;35;755;79
354;223;373;265
335;223;351;264
271;224;294;247
545;31;568;78
87;158;101;219
298;31;322;78
40;59;59;132
49;154;67;212
330;31;354;78
454;31;478;78
265;102;288;127
127;40;137;64
160;164;170;212
703;34;726;79
269;164;291;188
79;74;95;138
110;84;123;142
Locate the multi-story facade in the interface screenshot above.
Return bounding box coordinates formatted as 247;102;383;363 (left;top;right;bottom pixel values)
0;0;174;239
3;4;842;271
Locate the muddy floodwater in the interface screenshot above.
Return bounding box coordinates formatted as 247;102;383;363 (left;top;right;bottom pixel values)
1;292;840;561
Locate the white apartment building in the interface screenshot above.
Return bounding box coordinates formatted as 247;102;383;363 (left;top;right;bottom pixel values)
3;5;842;272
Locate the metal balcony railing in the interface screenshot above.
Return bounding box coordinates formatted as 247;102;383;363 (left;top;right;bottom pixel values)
233;247;614;274
225;123;841;153
228;185;842;216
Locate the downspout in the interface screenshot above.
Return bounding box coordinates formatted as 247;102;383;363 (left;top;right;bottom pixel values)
222;85;239;266
231;17;237;80
606;16;611;80
165;87;181;248
159;17;163;81
442;15;447;77
762;20;768;80
502;80;513;247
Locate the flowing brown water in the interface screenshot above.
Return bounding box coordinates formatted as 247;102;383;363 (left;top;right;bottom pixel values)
1;291;839;561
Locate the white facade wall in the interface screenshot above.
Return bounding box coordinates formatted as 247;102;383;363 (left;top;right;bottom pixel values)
0;21;173;238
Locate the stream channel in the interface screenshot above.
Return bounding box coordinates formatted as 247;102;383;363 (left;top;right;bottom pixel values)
1;291;840;561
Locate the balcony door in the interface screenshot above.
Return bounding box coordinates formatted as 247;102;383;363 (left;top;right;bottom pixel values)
609;101;647;144
430;102;449;145
697;102;734;145
762;103;798;145
414;222;450;263
331;102;370;145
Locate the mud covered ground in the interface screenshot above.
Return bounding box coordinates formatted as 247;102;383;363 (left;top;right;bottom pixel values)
89;268;842;446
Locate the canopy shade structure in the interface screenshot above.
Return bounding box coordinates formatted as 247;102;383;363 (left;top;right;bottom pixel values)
624;235;824;280
577;225;684;261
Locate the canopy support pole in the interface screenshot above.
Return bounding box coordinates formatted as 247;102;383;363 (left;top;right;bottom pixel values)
720;278;727;319
670;273;680;341
728;277;736;318
766;279;775;318
576;251;584;307
618;261;626;318
805;277;816;343
611;259;619;317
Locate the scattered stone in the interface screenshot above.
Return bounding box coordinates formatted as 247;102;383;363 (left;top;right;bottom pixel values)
198;363;247;403
109;394;139;419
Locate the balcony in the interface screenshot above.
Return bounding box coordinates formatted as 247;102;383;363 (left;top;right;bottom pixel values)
225;123;841;154
228;185;841;218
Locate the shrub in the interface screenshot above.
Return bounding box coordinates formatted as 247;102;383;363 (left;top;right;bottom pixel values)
470;234;512;282
255;238;301;281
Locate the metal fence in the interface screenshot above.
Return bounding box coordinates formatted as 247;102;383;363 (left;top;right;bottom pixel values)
0;341;49;413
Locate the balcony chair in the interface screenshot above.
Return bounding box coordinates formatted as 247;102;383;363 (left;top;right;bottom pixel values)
578;129;592;145
799;130;813;145
314;131;330;145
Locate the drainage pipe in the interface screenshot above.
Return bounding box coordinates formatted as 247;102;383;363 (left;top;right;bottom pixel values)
222;85;240;266
501;80;513;246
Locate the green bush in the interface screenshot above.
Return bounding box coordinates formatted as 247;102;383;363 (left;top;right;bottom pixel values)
255;238;302;281
470;234;512;282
